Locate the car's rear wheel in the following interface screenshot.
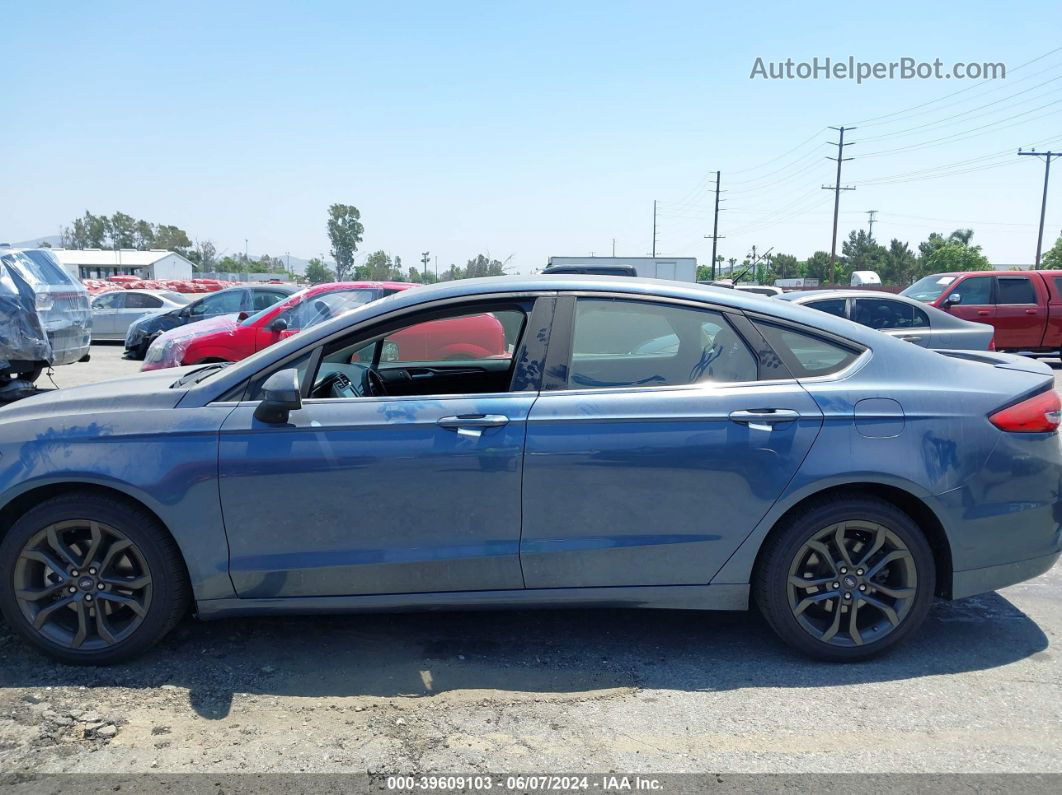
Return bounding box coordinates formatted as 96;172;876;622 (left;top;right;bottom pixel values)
0;493;189;665
753;495;935;661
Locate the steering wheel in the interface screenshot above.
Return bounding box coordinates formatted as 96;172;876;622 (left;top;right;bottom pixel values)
364;368;388;397
314;371;360;399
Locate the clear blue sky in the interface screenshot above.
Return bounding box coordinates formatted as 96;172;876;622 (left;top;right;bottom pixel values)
4;0;1061;273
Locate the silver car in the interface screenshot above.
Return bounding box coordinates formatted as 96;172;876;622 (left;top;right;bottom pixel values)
777;289;995;350
90;289;190;341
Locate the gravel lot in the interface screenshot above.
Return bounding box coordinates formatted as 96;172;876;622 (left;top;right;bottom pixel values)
0;343;1059;775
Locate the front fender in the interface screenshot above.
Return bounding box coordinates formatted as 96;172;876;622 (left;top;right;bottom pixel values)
0;406;237;600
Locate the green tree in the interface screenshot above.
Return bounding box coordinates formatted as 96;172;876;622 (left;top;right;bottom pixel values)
463;254;507;278
134;220;155;249
305;258;335;284
70;212;107;248
327;204;364;280
882;239;918;285
803;251;833;282
107;212;137;249
915;229;990;278
1038;235;1062;269
921;241;992;275
363;250;402;280
153;224;192;254
188;240;217;272
771;253;798;280
842;230;888;280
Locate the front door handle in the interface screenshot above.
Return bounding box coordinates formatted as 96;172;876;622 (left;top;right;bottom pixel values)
977;310;990;316
729;409;800;431
1024;308;1037;315
438;414;509;438
897;334;923;343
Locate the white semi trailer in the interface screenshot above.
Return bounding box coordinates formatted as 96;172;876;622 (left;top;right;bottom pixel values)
544;257;697;282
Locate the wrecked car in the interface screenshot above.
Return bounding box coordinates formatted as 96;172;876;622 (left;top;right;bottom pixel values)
0;247;91;399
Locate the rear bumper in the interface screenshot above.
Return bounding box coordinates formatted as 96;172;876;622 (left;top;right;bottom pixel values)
951;550;1060;600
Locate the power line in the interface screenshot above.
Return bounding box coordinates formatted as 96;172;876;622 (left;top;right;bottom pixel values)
849;45;1062;126
1018;148;1060;266
822;126;856;279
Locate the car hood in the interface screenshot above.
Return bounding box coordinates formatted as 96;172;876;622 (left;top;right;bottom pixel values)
0;365;202;426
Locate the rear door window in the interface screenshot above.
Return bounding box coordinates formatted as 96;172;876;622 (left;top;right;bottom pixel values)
567;298;758;388
852;298;929;330
805;299;847;318
125;292;163;309
996;277;1037;305
92;292;124;309
252;290;291;311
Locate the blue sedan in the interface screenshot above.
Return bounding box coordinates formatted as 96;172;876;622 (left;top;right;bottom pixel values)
0;276;1059;664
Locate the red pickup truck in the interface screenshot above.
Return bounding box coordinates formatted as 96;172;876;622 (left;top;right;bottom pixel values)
902;270;1062;354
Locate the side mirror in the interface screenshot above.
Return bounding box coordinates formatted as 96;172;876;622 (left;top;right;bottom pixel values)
945;293;962;307
254;368;302;424
237;311;249;322
269;317;289;333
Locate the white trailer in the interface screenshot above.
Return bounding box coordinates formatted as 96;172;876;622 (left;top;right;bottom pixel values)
545;257;697;282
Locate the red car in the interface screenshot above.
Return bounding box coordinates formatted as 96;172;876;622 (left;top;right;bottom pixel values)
142;282;508;370
902;270;1062;354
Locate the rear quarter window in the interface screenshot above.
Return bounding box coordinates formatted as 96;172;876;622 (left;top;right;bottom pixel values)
753;322;863;378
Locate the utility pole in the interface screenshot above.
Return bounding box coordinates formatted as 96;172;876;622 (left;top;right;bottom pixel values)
822;126;856;284
421;251;430;282
866;210;877;241
612;238;616;257
1018;149;1059;267
652;200;658;258
703;171;726;280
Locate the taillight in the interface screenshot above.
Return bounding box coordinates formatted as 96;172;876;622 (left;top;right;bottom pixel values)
989;390;1062;433
988;337;996;351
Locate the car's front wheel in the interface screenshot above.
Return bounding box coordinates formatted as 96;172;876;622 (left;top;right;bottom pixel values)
753;495;935;661
0;493;189;665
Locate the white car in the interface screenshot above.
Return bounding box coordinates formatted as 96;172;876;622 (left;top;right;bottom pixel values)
90;289;190;341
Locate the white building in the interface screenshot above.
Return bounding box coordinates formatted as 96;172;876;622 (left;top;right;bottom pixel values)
48;249;195;281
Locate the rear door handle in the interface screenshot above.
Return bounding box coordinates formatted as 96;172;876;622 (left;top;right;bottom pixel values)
729;409;800;431
1024;308;1037;315
977;310;990;316
438;414;509;438
896;334;923;343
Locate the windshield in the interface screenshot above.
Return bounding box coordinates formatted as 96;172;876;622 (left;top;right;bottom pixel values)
160;291;191;305
901;275;955;302
0;249;74;286
241;287;379;329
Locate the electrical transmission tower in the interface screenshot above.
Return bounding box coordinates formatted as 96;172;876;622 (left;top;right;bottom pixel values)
1018;149;1059;267
822;126;856;283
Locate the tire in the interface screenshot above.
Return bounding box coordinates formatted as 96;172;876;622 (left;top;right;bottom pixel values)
0;492;190;665
753;494;935;662
1;365;43;385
